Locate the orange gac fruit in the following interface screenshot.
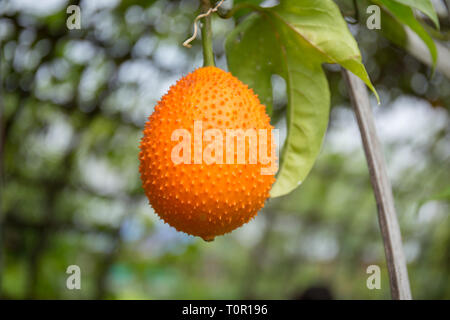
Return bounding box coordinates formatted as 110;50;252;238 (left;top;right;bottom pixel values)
139;66;276;241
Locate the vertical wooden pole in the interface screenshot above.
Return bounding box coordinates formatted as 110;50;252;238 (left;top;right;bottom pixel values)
343;69;412;300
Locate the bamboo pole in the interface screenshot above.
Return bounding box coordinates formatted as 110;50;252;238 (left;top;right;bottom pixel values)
342;69;412;300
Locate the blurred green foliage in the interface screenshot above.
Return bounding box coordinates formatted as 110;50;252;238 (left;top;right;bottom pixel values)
0;0;449;299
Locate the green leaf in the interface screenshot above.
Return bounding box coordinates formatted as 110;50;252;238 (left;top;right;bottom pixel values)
377;0;437;67
273;1;379;102
379;5;408;48
226;15;277;116
391;0;439;29
226;0;377;197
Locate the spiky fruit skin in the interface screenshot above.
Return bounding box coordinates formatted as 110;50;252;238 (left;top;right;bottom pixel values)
139;66;275;241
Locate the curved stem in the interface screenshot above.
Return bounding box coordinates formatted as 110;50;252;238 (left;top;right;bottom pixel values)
201;0;215;67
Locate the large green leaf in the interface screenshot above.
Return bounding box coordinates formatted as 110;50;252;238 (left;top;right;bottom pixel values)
226;0;377;198
226;15;278;116
377;0;438;67
391;0;439;29
272;1;378;100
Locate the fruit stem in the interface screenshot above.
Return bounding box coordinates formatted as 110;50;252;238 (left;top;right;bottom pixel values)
201;0;216;67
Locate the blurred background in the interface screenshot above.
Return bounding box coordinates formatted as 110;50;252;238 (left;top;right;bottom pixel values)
0;0;449;299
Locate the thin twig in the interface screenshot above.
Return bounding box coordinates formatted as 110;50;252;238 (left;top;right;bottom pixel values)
183;0;225;48
342;69;412;300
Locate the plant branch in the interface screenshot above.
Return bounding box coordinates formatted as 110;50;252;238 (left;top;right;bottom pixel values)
194;0;215;67
183;0;225;67
200;0;216;66
342;69;412;300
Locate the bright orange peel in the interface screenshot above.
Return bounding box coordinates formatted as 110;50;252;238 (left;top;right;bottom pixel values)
139;66;276;241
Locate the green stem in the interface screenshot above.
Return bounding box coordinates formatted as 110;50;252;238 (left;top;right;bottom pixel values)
201;0;215;67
